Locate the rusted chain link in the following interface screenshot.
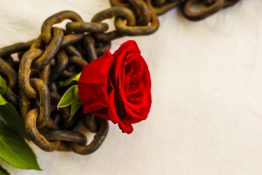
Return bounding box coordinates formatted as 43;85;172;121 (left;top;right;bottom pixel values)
0;0;240;155
181;0;240;21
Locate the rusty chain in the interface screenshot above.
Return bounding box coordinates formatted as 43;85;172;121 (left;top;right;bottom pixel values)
0;0;240;155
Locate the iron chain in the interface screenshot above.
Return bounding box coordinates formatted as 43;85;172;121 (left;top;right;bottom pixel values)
0;0;240;154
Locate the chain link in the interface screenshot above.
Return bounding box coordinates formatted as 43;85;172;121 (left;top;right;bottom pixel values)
0;0;240;154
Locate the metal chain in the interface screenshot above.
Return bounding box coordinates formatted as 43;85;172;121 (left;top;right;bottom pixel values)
0;0;240;155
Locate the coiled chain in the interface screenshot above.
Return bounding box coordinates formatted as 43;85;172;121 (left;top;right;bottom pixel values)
0;0;239;154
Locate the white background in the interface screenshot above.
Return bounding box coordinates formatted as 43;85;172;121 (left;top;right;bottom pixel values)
0;0;262;175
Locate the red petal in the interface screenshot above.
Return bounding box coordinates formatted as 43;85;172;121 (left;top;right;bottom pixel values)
78;50;114;114
118;122;133;134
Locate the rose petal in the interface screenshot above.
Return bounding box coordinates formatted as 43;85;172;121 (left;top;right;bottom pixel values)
78;50;114;113
79;40;151;134
118;122;133;134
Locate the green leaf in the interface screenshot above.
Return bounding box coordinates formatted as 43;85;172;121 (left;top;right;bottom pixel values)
70;100;80;119
57;85;77;108
73;84;79;100
0;165;9;175
0;103;27;138
0;123;40;170
58;85;80;120
59;73;81;87
0;95;7;106
0;76;7;95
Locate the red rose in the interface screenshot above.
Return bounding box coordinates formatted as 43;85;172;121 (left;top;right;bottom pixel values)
78;40;151;134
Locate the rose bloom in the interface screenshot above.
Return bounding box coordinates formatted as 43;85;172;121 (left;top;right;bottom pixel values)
78;40;151;133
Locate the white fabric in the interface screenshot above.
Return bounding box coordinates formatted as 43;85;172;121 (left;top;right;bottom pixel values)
1;0;262;174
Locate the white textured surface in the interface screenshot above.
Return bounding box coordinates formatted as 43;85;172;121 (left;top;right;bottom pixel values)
1;0;262;175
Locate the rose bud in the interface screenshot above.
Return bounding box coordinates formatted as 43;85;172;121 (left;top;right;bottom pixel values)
78;40;151;134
